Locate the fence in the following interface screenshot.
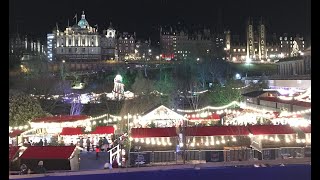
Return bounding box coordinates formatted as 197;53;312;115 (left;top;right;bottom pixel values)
261;146;311;160
129;146;311;166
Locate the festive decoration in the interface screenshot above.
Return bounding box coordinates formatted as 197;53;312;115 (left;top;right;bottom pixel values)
177;101;240;113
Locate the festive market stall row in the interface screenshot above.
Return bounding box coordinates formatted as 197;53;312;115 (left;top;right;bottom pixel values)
9;115;115;146
129;125;311;151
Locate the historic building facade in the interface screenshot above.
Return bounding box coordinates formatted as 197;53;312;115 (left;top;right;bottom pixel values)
117;32;136;61
225;18;306;63
52;12;101;62
101;23;117;60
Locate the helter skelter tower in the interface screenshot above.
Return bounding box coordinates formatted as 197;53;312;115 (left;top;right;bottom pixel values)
112;74;125;100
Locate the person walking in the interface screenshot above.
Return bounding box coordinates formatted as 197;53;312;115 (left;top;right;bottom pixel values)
103;137;109;151
91;137;95;152
39;139;43;146
98;137;103;151
86;137;91;152
44;139;48;146
95;146;100;160
79;138;84;148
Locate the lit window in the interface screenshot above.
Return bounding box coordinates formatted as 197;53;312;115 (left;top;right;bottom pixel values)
281;45;283;48
255;49;257;52
233;49;236;52
271;49;273;51
238;49;240;52
242;49;245;52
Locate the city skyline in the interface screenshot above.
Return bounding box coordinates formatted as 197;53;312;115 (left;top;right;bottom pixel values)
10;0;310;42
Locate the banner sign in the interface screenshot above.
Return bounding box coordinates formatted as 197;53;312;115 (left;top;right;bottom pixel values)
205;151;224;162
130;152;151;166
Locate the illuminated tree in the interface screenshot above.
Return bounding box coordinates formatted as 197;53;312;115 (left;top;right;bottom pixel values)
9;90;49;126
209;79;243;106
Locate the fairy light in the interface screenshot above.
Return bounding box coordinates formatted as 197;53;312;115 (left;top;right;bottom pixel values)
129;137;133;141
216;140;220;145
177;101;240;112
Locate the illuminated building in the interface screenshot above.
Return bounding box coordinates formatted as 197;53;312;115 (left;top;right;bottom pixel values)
101;22;117;60
225;18;306;62
117;32;136;61
9;33;45;62
160;26;212;61
51;11;101;62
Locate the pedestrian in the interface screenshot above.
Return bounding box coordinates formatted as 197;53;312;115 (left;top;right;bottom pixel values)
91;137;95;151
44;138;48;146
39;139;43;146
86;137;91;152
79;138;84;148
95;146;100;160
98;137;103;151
103;137;109;151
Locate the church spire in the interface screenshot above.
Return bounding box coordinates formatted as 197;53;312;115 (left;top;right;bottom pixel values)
81;11;85;19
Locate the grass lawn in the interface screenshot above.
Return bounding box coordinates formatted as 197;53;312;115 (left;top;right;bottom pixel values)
229;62;277;76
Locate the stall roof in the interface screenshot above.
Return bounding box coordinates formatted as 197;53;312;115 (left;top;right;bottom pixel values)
90;126;114;135
32;115;89;123
299;126;311;134
9;130;25;138
9;146;20;161
131;127;177;138
60;127;84;136
185;126;250;136
259;97;311;108
140;105;188;121
20;146;76;159
248;125;296;135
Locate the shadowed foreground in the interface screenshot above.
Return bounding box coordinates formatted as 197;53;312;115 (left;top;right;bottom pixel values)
11;164;310;180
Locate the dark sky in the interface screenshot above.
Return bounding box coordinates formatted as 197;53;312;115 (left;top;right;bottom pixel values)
9;0;310;42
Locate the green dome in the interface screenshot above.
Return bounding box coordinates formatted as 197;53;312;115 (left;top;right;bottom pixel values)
78;13;89;28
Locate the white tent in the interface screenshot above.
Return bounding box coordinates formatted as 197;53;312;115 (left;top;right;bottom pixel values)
139;105;187;127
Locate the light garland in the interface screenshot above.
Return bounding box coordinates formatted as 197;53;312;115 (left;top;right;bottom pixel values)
177;101;240;113
130;137;173;146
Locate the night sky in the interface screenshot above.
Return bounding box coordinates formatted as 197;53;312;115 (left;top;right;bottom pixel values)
9;0;310;42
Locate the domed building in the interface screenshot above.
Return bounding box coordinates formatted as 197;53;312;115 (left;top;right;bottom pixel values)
48;11;102;61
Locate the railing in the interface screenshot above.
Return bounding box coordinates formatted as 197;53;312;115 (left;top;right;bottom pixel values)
129;147;311;167
108;144;120;165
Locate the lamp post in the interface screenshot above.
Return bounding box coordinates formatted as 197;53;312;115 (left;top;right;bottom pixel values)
245;57;252;78
60;60;65;80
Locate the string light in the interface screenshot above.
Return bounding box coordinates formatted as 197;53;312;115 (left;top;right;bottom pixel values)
177;101;240;112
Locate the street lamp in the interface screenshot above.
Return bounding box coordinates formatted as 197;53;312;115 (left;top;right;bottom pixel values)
245;57;252;78
156;56;159;60
61;60;65;80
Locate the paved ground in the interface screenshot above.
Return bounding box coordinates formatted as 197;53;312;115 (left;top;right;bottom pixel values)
10;157;310;179
79;151;109;170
